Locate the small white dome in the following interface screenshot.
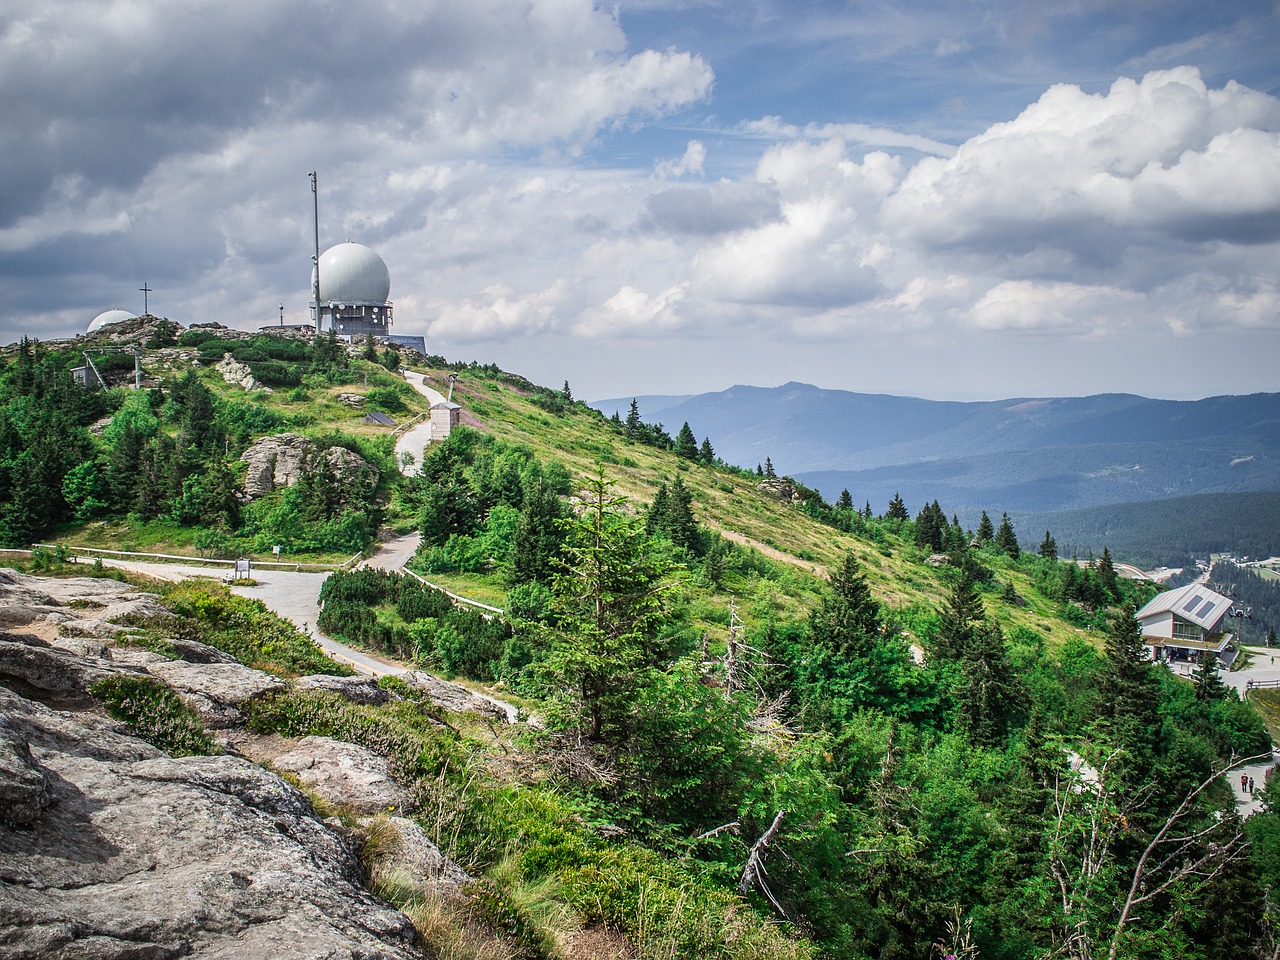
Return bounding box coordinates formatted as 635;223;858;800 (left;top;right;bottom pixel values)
312;241;391;304
87;309;136;332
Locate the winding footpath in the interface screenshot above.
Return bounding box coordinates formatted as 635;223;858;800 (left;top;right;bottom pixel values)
394;371;448;477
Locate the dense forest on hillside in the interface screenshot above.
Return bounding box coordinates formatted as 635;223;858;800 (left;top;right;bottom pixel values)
1010;492;1280;568
1208;560;1280;648
4;329;1280;959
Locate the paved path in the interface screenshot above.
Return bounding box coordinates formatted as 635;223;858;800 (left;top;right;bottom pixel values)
395;371;448;477
91;558;406;678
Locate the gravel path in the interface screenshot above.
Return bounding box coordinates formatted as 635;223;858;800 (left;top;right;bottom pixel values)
395;371;448;477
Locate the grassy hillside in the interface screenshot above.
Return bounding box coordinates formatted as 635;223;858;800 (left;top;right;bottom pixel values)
6;326;1277;960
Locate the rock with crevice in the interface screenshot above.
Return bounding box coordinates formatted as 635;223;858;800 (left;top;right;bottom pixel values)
360;815;473;896
0;686;421;959
215;352;265;392
145;659;288;729
272;736;414;814
294;673;392;706
239;433;378;500
400;670;506;720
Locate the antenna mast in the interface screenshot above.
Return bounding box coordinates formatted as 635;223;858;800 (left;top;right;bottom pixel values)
309;171;321;332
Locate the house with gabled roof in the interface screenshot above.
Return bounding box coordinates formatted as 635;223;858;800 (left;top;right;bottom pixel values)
1135;582;1237;666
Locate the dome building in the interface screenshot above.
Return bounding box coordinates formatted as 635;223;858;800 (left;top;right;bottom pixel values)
311;241;393;338
87;309;136;333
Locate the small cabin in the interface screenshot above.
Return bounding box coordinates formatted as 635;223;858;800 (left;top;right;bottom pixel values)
431;400;461;441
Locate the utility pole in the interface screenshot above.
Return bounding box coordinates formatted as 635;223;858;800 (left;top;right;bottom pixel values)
139;282;152;316
309;172;321;332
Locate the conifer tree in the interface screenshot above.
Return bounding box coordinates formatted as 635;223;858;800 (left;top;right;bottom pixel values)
755;463;764;477
886;492;909;521
977;510;994;542
995;512;1020;558
624;399;642;439
674;421;699;460
543;468;670;743
363;333;377;362
955;620;1024;747
1038;529;1057;560
507;473;566;587
864;500;872;519
698;437;714;466
764;456;776;479
562;380;573;402
1097;546;1119;600
1193;652;1227;702
1098;608;1162;787
837;488;854;512
934;570;984;660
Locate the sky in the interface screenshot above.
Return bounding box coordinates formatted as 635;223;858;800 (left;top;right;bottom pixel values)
2;0;1278;402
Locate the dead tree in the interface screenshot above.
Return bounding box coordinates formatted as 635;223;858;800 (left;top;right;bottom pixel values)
738;809;788;916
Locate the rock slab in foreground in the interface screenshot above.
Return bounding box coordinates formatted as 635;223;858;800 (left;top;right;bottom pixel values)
0;687;420;960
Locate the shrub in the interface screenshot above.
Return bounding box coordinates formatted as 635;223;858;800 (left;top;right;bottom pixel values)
91;675;218;757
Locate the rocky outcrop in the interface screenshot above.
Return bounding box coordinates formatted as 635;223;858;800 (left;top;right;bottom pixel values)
272;736;415;814
401;670;507;721
0;687;421;959
214;352;265;391
239;433;378;500
294;673;392;706
757;478;803;503
361;815;473;896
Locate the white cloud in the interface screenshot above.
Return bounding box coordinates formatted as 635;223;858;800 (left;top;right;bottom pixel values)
575;283;689;336
967;281;1142;334
430;280;571;341
654;141;707;179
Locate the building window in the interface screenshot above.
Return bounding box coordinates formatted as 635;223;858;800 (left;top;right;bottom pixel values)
1172;619;1201;642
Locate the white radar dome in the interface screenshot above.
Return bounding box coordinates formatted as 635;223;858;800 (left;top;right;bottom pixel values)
312;241;391;304
87;309;137;333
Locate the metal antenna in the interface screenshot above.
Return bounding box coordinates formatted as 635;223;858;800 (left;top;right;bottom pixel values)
309;172;321;332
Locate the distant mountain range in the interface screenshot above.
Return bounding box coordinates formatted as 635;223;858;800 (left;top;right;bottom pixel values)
592;383;1280;519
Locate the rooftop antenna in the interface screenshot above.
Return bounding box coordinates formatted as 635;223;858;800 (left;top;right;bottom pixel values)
309;171;321;333
447;372;458;402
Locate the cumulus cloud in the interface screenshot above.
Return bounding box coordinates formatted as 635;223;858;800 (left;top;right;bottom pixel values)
430;280;571;341
576;283;689;336
654;141;707;178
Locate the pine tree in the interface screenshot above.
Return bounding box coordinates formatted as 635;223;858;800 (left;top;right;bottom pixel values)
755;463;764;477
645;483;670;537
764;457;776;479
1098;608;1162;787
674;421;698;460
934;570;985;660
624;399;642;439
955;620;1024;747
977;510;994;542
1038;529;1057;560
698;437;714;466
1193;652;1227;702
864;500;872;519
506;474;566;587
1097;546;1119;601
837;488;854;512
663;475;700;554
995;512;1020;558
543;468;670;743
362;333;377;362
886;492;909;521
562;380;573;402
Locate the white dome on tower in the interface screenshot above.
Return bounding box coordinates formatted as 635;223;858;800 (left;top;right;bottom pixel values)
313;241;391;304
87;309;136;333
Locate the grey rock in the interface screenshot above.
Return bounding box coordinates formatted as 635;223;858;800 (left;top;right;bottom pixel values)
0;631;122;704
360;815;472;895
144;660;287;729
239;434;378;500
294;674;392;706
272;736;414;814
214;353;264;392
0;717;49;827
400;671;506;720
0;686;420;960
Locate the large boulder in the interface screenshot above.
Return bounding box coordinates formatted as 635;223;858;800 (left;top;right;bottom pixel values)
272;736;414;814
239;434;378;500
214;352;264;391
0;686;420;960
400;671;507;721
294;673;392;706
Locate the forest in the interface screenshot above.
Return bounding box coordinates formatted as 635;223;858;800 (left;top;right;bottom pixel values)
3;328;1279;959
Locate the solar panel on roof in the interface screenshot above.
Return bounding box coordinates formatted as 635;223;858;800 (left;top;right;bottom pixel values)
1198;598;1218;616
1182;595;1204;612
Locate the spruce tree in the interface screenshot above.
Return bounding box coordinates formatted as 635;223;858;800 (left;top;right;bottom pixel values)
886;492;909;521
837;488;854;512
624;399;642;439
995;512;1020;558
977;510;994;542
663;475;700;554
764;457;776;479
363;333;377;362
1097;546;1119;600
698;437;714;466
955;620;1024;747
506;474;566;586
674;421;699;460
562;380;573;402
934;570;984;660
1038;530;1057;560
1193;652;1227;702
1098;608;1162;788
